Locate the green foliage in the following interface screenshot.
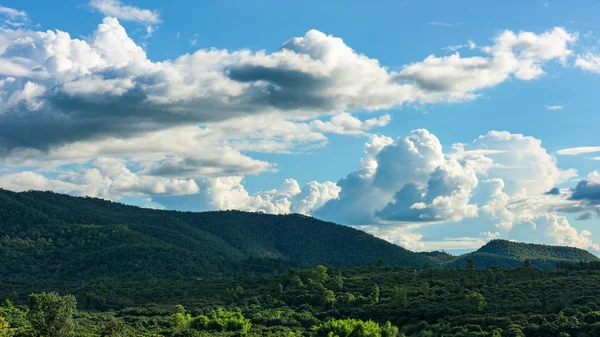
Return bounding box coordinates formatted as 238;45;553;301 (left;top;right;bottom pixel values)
192;308;252;334
320;290;336;308
329;272;344;292
0;188;432;294
371;285;380;304
313;318;398;337
2;190;600;337
0;316;13;337
391;287;408;309
101;318;130;337
467;292;486;312
27;292;76;337
311;265;330;284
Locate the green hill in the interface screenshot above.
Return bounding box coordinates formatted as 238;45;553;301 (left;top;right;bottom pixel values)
0;189;430;288
445;239;599;268
1;188;598;297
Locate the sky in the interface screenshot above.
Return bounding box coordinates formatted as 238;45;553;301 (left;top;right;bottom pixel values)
0;0;599;255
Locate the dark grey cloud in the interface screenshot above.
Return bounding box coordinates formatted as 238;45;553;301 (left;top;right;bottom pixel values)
575;212;592;221
570;179;600;204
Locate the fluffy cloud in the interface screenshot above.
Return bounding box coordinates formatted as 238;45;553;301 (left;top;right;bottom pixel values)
310;112;391;135
315;128;575;228
360;226;499;252
0;20;578;156
545;105;563;110
0;158;199;199
89;0;161;24
205;176;340;215
570;171;600;205
397;27;576;102
575;53;600;73
509;214;598;250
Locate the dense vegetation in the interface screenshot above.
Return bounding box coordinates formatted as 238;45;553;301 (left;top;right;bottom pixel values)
2;189;600;336
0;188;431;287
3;266;600;336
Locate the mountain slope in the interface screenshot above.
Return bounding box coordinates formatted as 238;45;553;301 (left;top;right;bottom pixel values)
0;189;431;285
445;239;599;268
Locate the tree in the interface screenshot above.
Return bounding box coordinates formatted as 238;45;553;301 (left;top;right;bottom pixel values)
375;258;384;267
422;261;429;270
391;287;408;309
27;292;77;337
288;275;304;289
466;259;475;271
370;285;380;304
329;272;344;292
311;265;329;284
524;259;532;269
320;290;336;308
467;292;486;312
101;318;130;337
0;316;14;337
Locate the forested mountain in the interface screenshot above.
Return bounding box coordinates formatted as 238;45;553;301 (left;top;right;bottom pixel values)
0;189;430;285
1;188;598;294
2;189;600;336
444;240;599;269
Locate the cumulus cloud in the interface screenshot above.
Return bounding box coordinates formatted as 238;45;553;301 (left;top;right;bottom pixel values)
0;21;579;156
0;158;199;199
509;213;599;250
89;0;161;24
205;176;340;215
397;28;576;101
315;129;575;228
569;171;600;205
360;226;499;252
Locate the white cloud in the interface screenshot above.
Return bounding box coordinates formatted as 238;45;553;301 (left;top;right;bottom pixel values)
360;225;498;252
90;0;161;24
556;146;600;155
205;176;340;215
429;21;460;27
545;104;563;110
310;112;391;135
0;158;199;199
314;129;576;229
398;28;576;102
0;21;579;157
575;53;600;73
509;213;599;250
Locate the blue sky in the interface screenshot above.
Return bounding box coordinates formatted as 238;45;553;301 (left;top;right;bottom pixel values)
0;0;599;254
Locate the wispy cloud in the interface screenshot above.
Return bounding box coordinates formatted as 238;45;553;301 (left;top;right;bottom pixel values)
190;33;199;46
0;5;27;19
545;105;563;110
429;21;460;27
90;0;161;24
0;5;30;27
556;146;600;155
442;40;477;52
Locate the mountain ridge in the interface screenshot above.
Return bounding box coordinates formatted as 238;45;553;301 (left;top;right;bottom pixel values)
0;188;597;287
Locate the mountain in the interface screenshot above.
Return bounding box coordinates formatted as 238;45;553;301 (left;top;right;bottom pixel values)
1;188;598;295
444;239;599;268
0;189;431;287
